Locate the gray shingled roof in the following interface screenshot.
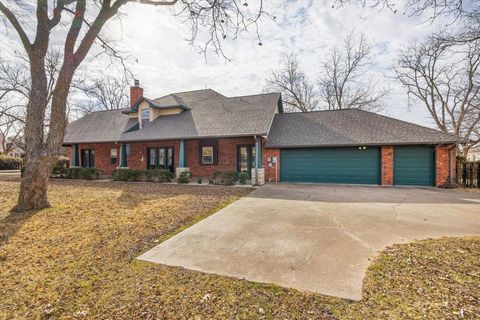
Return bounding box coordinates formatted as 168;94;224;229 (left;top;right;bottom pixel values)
64;110;137;144
118;89;281;142
153;94;189;109
64;89;281;144
266;109;459;148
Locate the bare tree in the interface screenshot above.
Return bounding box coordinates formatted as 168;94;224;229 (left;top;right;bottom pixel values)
73;74;131;116
264;53;319;112
0;113;23;155
318;33;388;111
395;33;480;155
0;0;267;211
0;58;27;155
334;0;479;45
334;0;477;21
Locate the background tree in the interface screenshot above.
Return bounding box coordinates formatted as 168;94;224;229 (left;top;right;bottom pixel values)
394;32;480;155
0;0;267;212
0;113;23;155
264;53;319;112
266;34;387;112
0;58;27;155
73;74;132;116
334;0;478;21
318;33;388;111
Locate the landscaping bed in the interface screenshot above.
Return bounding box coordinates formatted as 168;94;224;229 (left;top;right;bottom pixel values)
0;178;478;319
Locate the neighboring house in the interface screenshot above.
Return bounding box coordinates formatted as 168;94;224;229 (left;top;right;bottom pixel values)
7;146;25;158
64;81;459;187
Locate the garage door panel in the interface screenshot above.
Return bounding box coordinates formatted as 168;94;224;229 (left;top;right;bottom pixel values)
281;147;380;184
394;146;434;186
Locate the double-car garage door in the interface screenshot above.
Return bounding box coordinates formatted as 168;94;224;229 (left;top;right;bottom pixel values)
280;146;434;186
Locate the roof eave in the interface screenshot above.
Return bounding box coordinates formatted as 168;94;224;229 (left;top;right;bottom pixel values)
265;140;460;149
118;132;267;143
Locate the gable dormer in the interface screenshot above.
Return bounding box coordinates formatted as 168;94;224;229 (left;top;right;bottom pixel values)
123;80;190;128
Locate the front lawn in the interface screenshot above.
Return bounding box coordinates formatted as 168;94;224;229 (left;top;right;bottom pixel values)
0;178;478;319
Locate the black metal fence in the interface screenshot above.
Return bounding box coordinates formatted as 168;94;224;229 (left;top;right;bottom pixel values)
457;161;480;188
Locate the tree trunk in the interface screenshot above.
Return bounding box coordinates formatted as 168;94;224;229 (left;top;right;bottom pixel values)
14;155;53;211
14;53;50;212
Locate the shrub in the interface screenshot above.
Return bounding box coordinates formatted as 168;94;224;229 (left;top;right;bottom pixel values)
63;167;101;180
111;169;173;183
177;171;191;184
210;171;239;186
0;155;23;170
111;169;142;181
197;177;203;184
238;172;248;185
56;156;70;168
155;169;173;183
51;166;68;178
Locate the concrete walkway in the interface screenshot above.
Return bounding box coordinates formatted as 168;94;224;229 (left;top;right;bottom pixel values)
138;184;480;300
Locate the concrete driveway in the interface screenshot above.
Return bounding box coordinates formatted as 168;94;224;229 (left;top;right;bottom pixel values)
138;184;480;300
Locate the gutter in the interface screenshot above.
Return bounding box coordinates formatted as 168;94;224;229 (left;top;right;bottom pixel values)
265;140;461;149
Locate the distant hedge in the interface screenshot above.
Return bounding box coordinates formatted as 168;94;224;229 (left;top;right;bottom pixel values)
0;155;23;170
51;167;102;180
111;169;173;183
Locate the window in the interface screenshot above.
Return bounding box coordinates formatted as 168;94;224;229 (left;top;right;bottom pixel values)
141;109;150;127
199;140;218;165
81;149;95;168
110;148;118;165
202;146;214;164
147;147;174;172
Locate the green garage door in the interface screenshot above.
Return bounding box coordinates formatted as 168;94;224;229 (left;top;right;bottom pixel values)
281;147;381;184
394;146;435;186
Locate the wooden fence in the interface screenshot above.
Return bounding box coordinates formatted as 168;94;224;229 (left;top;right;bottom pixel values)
457;161;480;188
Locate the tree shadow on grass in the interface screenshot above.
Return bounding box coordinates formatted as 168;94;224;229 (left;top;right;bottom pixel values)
0;209;40;249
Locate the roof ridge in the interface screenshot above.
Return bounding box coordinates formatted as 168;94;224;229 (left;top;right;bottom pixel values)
228;92;281;99
171;88;222;96
85;109;127;114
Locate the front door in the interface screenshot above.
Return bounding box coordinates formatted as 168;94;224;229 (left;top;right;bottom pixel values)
147;147;175;173
237;145;255;177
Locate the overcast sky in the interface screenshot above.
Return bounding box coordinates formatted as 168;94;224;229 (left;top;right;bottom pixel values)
1;0;449;127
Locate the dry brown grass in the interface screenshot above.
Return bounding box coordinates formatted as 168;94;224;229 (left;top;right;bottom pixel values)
0;178;478;319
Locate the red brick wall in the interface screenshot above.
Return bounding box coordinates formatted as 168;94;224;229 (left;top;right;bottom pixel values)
436;144;456;187
186;137;255;177
263;147;281;182
70;138;254;177
71;143;120;175
127;140;180;170
381;146;394;186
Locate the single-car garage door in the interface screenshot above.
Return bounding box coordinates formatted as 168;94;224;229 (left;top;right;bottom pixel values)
281;147;381;184
394;146;434;186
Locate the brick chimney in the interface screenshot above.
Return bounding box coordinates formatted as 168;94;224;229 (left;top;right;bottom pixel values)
130;79;143;108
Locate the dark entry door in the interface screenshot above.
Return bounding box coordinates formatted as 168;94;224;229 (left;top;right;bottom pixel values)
237;145;255;177
147;147;174;173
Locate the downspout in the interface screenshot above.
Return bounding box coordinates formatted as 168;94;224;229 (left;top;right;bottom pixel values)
254;136;259;186
449;146;454;187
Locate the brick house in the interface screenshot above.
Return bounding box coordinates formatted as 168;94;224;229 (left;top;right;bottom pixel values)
64;81;459;187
